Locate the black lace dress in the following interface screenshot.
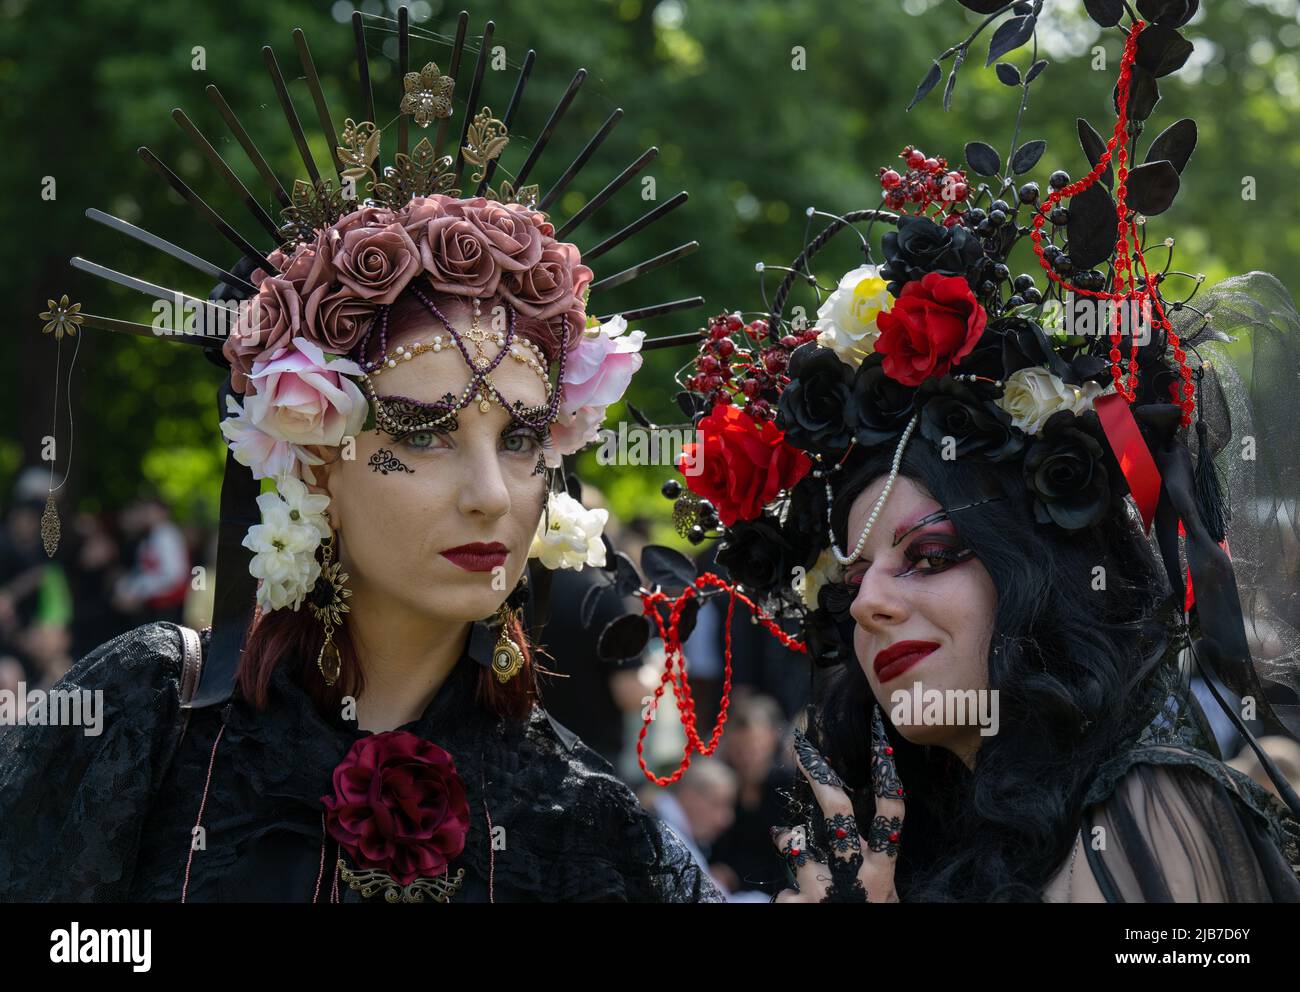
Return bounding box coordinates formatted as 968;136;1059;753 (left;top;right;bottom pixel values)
0;621;723;903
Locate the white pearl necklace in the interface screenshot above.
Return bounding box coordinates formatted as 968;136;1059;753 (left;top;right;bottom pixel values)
829;413;919;566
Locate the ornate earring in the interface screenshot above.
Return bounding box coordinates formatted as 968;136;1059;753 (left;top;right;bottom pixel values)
308;528;352;685
490;604;524;683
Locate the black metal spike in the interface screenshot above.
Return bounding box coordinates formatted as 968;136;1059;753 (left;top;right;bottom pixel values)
137;147;275;271
582;191;689;262
537;109;623;212
263;46;320;185
598;297;706;325
70;257;237;341
351;11;378;134
588;242;699;296
513;68;586;189
477;48;536;195
74;310;222;347
452;20;495;186
293;29;343;176
85;208;257;295
433;11;470;160
397;6;410;156
555;147;657;240
206;84;291;209
171;109;281;240
639;323;709;350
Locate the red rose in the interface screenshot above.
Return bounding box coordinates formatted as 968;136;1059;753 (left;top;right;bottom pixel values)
321;731;469;886
874;271;987;386
678;403;812;527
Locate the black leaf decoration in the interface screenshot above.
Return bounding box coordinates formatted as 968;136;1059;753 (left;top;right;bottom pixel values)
1145;118;1197;173
1066;182;1119;271
1137;0;1200;28
965;140;1001;177
908;61;942;112
943;62;960;111
995;61;1021;87
957;0;1009;11
642;544;698;596
1077;118;1114;189
597;613;652;662
986;14;1036;67
626;401;653;429
677;597;701;643
580;582;609;629
611;550;643;596
1125;160;1181;215
1011;139;1046;175
1135;23;1193;78
675;389;706;420
1113;63;1161;122
1026;59;1049;83
1083;0;1125;27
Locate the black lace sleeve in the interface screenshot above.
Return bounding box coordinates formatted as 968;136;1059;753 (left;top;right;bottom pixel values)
0;621;189;902
1081;744;1300;902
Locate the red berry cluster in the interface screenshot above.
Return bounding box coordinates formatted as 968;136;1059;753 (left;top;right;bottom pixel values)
879;145;969;215
685;312;820;422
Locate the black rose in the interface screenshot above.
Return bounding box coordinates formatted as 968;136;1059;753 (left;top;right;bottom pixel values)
777;343;855;456
917;377;1026;462
716;517;796;593
781;479;828;570
802;606;853;669
956;316;1071;388
1136;0;1198;28
880;215;987;295
848;353;917;447
1022;410;1113;530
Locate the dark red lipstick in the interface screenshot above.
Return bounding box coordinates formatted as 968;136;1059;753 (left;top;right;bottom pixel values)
440;542;508;572
873;640;940;683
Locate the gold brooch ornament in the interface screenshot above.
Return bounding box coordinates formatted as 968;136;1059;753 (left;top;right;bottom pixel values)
308;530;352;685
338;858;465;903
400;62;456;128
491;604;524;683
40;295;83;341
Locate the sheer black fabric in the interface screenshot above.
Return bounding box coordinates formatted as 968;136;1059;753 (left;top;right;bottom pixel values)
0;621;722;903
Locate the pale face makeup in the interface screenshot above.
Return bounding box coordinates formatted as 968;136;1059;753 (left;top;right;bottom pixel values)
843;474;998;764
310;315;549;626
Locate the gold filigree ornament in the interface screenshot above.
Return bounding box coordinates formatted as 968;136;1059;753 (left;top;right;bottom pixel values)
337;117;382;197
338;858;466;903
400;62;456;128
491;604;524;683
308;531;352;685
371;137;459;212
278;178;349;248
40;494;60;558
39;295;83;341
461;107;511;185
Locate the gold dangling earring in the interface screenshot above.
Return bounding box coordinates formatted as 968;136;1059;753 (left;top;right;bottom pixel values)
490;604;524;684
308;528;352;686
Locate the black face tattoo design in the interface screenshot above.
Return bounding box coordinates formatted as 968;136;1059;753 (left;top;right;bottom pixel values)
368;448;414;475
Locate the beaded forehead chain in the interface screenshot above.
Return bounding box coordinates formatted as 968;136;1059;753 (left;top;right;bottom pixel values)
355;283;565;436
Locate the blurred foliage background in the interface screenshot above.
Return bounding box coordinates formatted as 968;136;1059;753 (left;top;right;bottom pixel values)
3;0;1299;544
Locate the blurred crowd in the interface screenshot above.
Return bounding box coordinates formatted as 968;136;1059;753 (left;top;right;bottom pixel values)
0;467;213;711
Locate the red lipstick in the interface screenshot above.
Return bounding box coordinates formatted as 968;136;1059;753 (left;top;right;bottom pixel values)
440;542;508;572
873;640;940;683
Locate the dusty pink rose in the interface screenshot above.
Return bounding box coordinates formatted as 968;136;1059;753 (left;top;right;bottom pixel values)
222;277;304;395
420;213;501;296
332;204;398;238
243;337;368;451
303;284;376;354
329;221;422;305
505;201;555;238
473;200;546;272
547;316;645;461
398;195;448;239
502;239;589;320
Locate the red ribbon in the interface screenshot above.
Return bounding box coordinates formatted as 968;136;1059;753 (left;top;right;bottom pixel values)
1094;392;1162;532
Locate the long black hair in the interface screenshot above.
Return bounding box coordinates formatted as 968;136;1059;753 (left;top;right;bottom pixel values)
808;437;1179;901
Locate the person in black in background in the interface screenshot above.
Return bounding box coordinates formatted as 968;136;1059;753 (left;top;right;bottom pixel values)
710;694;792;897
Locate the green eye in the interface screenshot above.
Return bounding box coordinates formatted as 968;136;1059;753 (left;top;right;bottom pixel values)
400;430;440;450
503;430;542;453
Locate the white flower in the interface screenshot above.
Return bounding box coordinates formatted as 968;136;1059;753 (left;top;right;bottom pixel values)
242;480;329;611
995;366;1113;435
814;264;892;368
220;393;327;484
799;546;843;610
529;491;609;570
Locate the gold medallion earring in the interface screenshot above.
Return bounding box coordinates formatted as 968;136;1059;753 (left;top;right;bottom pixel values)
308;528;352;685
490;604;524;683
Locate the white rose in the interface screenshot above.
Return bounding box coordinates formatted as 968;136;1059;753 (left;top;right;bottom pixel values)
799;546;843;610
242;486;326;611
814;264;891;368
529;491;609;570
995;366;1113;435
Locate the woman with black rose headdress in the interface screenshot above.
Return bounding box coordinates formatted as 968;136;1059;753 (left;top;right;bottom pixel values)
612;0;1300;902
